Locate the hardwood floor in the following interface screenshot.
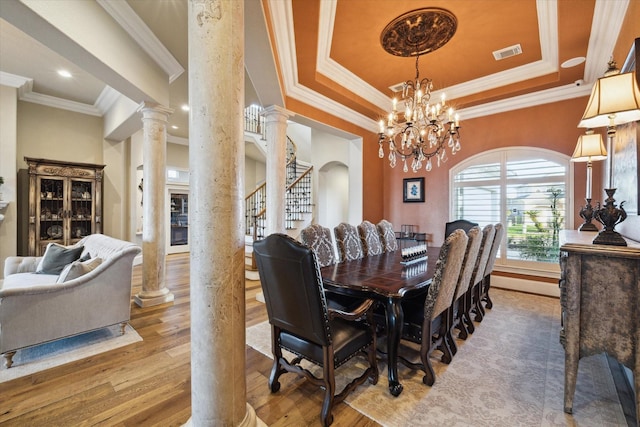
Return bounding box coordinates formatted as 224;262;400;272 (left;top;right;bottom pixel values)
1;253;380;427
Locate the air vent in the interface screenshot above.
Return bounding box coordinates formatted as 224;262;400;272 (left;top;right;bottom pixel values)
388;82;404;93
492;44;522;61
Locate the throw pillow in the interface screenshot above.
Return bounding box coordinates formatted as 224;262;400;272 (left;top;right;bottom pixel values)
36;243;85;275
56;257;103;283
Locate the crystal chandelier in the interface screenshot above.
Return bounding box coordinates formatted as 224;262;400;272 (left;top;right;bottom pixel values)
378;8;461;173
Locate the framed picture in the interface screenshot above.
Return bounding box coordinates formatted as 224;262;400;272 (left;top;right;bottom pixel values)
403;177;425;203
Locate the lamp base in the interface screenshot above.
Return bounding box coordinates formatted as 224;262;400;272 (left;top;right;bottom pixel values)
592;188;627;247
578;198;598;231
593;230;627;246
578;222;599;232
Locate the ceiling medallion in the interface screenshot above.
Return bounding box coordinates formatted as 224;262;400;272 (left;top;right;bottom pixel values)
380;8;457;57
378;8;461;173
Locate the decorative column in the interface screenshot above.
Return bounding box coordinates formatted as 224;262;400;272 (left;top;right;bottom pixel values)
134;103;175;308
262;105;291;235
187;1;258;426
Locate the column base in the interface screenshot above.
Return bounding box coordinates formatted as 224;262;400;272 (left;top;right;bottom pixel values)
134;289;175;307
181;404;265;427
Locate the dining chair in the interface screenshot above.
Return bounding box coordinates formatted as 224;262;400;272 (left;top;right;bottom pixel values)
300;223;337;268
444;219;478;238
253;233;379;427
468;224;496;325
449;226;482;345
358;220;384;256
397;229;468;386
300;223;366;312
377;219;398;252
334;222;365;262
478;223;505;315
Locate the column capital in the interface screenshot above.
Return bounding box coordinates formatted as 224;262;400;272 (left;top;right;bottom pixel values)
261;105;292;122
138;102;174;119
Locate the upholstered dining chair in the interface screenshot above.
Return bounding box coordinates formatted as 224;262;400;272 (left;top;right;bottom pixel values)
300;223;365;312
334;222;365;262
253;233;378;426
468;224;496;325
449;226;482;346
397;229;468;386
377;219;398;252
478;223;505;316
300;223;337;268
358;220;384;256
444;219;478;238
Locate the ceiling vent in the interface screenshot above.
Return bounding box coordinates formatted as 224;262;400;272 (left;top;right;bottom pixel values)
492;44;522;61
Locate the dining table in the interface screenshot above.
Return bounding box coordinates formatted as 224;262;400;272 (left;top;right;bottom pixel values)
320;245;440;397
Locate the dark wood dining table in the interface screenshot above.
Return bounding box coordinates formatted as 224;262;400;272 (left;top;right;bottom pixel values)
320;245;440;396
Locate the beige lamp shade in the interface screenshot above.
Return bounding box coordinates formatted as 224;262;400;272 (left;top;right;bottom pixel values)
578;71;640;128
571;131;607;162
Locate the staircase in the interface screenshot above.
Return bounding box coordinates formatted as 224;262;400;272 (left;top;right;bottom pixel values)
243;107;314;279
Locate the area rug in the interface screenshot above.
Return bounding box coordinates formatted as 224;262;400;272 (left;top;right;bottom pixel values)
246;289;627;426
0;324;142;383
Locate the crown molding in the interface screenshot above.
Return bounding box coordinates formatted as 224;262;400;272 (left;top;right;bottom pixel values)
583;0;630;83
19;87;102;116
97;0;184;83
316;0;558;111
459;83;592;120
0;71;31;89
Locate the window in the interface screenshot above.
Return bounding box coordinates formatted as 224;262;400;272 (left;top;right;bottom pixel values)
450;147;573;274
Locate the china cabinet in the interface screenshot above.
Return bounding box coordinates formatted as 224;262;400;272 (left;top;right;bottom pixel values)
22;157;105;256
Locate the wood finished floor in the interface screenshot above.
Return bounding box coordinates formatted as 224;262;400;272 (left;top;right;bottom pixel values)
0;253;380;427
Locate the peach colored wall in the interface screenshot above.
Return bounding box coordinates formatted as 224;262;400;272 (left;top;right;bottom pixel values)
383;96;596;246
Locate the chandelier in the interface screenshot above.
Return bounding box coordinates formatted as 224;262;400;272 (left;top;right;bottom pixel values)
378;8;461;173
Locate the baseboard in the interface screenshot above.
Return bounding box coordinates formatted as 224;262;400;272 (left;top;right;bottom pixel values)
491;275;560;298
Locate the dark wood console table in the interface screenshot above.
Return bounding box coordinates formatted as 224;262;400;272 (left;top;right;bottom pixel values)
559;230;640;421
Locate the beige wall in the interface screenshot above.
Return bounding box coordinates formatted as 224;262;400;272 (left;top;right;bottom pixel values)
16;102;104;169
167;142;189;169
0;85;18;278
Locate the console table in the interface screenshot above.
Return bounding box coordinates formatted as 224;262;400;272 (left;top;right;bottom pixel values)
559;230;640;420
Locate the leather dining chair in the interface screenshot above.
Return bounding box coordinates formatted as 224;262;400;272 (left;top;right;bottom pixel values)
468;224;496;325
377;219;398;252
334;222;365;262
397;229;468;386
478;223;505;317
444;219;479;238
358;220;384;256
253;233;379;427
449;226;482;345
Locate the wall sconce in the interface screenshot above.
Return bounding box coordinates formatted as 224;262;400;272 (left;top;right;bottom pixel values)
578;59;640;246
571;130;607;231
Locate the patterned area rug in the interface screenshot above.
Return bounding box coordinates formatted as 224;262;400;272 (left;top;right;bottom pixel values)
246;289;627;426
0;324;142;383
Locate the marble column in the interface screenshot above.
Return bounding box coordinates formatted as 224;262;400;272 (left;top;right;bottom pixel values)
263;105;291;235
134;103;175;308
187;0;258;426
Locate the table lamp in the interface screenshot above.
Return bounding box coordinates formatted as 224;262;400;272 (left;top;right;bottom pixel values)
578;59;640;246
571;130;607;231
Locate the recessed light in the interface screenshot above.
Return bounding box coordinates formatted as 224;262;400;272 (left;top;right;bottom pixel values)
181;104;190;112
561;57;586;68
57;69;72;78
171;125;179;129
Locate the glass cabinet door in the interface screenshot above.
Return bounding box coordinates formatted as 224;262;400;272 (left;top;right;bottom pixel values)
37;176;65;248
70;179;94;243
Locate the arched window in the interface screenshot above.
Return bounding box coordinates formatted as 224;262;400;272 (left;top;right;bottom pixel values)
450;147;573;275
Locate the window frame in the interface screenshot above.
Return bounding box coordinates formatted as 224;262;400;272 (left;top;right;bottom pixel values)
449;147;575;278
